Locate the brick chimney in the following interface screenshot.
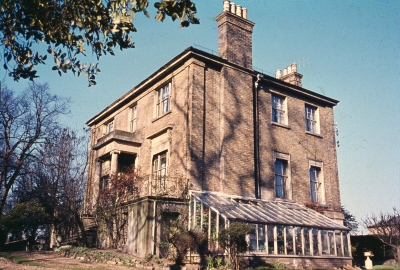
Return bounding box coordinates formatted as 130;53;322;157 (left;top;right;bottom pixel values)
216;0;255;68
276;63;303;87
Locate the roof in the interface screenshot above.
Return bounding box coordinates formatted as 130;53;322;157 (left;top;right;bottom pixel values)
191;191;349;231
86;46;339;126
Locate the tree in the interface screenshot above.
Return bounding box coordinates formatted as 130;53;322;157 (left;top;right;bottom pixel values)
0;83;70;216
342;205;359;233
13;127;89;247
94;166;143;248
0;0;199;85
218;222;255;270
363;208;400;263
0;201;50;248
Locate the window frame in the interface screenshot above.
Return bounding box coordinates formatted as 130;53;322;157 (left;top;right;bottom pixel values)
309;160;326;204
152;151;168;192
305;104;320;134
130;105;137;133
156;82;172;117
271;94;288;125
100;175;109;190
105;120;114;134
273;152;292;200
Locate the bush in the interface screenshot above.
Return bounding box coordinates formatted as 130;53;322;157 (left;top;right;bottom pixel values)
218;222;254;270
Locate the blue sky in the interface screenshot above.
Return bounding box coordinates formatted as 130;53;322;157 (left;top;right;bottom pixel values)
2;0;399;231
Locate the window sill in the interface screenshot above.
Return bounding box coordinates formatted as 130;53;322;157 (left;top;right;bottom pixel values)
305;131;323;138
271;122;291;129
275;197;294;203
152;110;172;123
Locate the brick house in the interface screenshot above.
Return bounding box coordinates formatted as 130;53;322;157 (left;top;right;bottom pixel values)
84;1;351;268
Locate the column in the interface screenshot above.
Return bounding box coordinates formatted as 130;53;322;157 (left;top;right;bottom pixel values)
110;150;120;175
91;159;102;210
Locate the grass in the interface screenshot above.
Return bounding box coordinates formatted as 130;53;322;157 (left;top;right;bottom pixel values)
0;253;95;270
374;265;400;270
1;254;53;268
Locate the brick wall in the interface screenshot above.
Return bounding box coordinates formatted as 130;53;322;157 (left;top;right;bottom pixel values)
257;82;342;213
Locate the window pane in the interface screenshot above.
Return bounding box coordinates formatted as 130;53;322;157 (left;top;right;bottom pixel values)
310;167;319;203
275;160;286;198
258;225;266;252
286;226;294;255
335;231;343;257
343;231;349;257
190;198;195;229
328;231;335;255
202;204;209;233
321;230;329;255
272;95;285;124
267;225;275;254
210;210;217;252
249;224;257;252
195;200;201;229
277;225;284;254
295;227;302;255
304;227;311;255
312;228;319;256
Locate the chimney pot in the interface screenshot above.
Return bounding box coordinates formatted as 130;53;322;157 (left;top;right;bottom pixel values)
223;0;230;12
292;63;297;73
276;69;282;79
236;5;242;17
283;68;287;76
230;2;236;14
242;8;247;19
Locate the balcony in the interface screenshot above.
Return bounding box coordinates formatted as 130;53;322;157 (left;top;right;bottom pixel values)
93;130;142;151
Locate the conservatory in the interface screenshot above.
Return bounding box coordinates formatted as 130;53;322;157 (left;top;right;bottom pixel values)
189;191;351;258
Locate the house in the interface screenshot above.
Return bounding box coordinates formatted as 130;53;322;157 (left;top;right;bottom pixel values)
83;1;351;268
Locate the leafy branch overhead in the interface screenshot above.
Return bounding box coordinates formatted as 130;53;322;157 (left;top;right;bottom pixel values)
0;0;199;86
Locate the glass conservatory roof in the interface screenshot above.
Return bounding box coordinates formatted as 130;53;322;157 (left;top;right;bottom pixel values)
191;191;349;231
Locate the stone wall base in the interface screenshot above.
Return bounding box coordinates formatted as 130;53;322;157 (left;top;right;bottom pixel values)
244;255;352;269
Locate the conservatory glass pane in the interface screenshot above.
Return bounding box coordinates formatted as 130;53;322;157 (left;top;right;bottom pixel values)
190;198;195;229
286;226;294;255
328;231;335;255
335;231;343;257
203;204;209;233
321;230;329;255
312;228;319;256
249;224;257;252
258;225;266;252
304;227;311;255
343;231;349;256
210;210;217;252
277;225;285;254
195;200;201;230
267;225;275;254
295;227;303;255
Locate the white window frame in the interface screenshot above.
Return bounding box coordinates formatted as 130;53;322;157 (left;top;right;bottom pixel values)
309;160;326;204
152;151;167;192
156;82;172;117
272;94;287;125
100;175;109;190
105;121;114;134
130;105;137;132
305;104;320;134
273;152;292;200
